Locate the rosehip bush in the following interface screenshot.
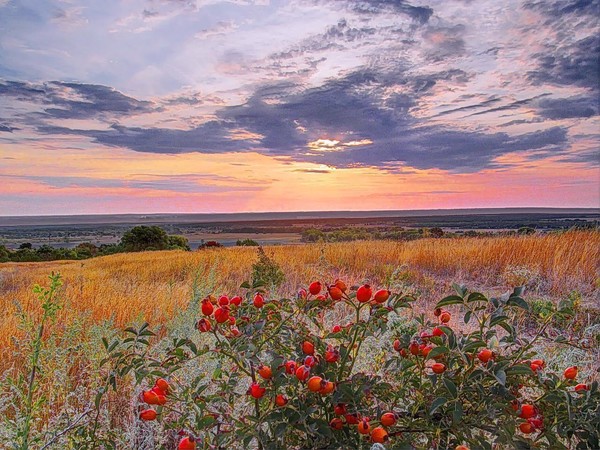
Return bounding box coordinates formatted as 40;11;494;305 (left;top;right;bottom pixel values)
102;282;599;449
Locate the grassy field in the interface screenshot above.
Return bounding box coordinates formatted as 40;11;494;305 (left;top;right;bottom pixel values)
1;230;599;448
1;230;598;365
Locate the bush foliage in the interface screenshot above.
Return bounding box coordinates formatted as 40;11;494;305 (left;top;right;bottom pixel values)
3;273;599;449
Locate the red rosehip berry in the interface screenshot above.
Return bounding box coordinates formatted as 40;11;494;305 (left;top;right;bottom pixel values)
247;382;266;399
178;436;196;450
432;363;446;374
439;311;451;323
357;418;371;434
214;306;230;323
284;360;297;375
253;293;265;308
328;285;344;301
334;279;347;292
295;364;310;382
275;394;288;407
334;403;347;416
309;281;322;295
356;284;373;302
432;327;444;337
373;289;390;303
371;426;388;443
257;365;272;380
380;412;396;427
330;417;344;430
564;366;578;380
139;409;157;421
302;340;315;355
477;348;494;363
201;298;214;316
519;404;536;419
307;376;324;392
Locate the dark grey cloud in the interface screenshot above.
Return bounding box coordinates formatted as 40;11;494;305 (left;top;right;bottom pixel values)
433;97;501;117
523;0;599;92
270;19;377;60
537;96;598;119
343;0;433;24
0;80;156;119
29;66;574;173
37;121;254;154
467;94;551;117
527;34;600;92
0;124;18;132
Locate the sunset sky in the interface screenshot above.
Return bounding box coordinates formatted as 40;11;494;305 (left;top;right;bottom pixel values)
0;0;598;215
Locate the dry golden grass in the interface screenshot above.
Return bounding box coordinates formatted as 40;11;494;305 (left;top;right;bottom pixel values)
1;230;598;369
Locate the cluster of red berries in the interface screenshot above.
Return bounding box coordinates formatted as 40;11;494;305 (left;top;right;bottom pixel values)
300;279;391;305
139;378;170;421
330;405;394;443
197;293;266;338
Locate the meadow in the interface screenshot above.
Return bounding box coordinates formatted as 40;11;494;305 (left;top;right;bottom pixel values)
1;230;599;449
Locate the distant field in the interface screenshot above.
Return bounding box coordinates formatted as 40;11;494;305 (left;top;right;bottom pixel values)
1;230;598;369
1;209;598;249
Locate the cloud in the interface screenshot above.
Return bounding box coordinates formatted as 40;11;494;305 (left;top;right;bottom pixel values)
0;123;18;132
340;0;434;24
0;173;266;194
29;66;573;173
0;80;156;120
537;96;598;119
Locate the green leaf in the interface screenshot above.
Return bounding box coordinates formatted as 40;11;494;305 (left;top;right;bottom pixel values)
464;310;472;324
506;365;534;376
452;401;463;424
435;295;464;308
467;292;487;303
489;314;509;327
507;296;529;311
495;369;507;386
443;378;457;398
427;346;449;360
462;340;486;353
240;281;251;289
429;397;447;414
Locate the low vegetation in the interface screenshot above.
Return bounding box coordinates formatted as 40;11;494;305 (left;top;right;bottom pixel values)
0;230;598;448
0;226;190;263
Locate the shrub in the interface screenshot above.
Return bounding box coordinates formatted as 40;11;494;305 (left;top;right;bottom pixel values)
236;239;259;247
198;241;223;249
251;247;285;289
168;235;191;251
120;226;170;252
99;282;598;449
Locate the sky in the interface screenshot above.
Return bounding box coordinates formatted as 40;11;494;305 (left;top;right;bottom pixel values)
0;0;598;215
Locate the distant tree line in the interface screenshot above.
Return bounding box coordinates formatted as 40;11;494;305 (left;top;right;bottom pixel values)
299;225;552;243
0;226;190;263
